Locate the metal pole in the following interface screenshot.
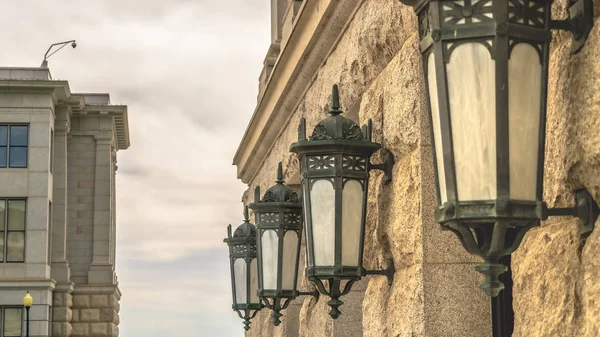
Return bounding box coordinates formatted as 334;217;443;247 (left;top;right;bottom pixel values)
26;306;30;337
491;255;514;337
491;293;504;337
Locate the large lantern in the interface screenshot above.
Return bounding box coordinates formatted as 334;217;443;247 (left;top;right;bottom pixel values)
398;0;598;296
249;162;318;326
290;85;395;319
224;208;262;331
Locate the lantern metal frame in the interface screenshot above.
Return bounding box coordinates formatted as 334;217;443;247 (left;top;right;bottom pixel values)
249;162;319;327
224;207;263;331
290;85;395;319
397;0;598;299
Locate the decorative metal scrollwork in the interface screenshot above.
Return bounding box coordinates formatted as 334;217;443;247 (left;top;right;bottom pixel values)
441;0;494;25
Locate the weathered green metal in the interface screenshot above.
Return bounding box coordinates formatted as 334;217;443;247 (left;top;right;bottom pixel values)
249;162;317;327
289;84;395;319
223;207;262;331
397;0;597;300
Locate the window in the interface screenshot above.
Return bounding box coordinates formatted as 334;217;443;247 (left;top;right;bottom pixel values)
0;199;26;263
0;125;28;168
0;307;23;337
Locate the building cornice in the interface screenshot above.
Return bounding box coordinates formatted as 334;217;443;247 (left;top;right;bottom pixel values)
71;100;130;150
0;76;130;151
233;0;365;184
0;279;57;291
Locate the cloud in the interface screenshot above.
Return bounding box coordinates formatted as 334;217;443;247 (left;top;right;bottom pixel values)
0;0;270;336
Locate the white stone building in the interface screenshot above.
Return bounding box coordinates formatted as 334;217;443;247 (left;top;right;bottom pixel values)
0;67;130;337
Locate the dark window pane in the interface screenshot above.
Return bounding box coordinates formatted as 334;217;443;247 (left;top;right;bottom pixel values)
6;232;24;262
8;147;27;167
0;147;6;167
7;200;25;230
0;200;5;230
9;126;28;146
0;235;4;262
0;126;7;145
3;308;23;336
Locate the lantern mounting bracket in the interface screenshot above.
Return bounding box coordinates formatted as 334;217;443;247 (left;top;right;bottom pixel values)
363;258;395;286
549;0;594;54
297;290;320;300
369;152;395;184
545;188;599;238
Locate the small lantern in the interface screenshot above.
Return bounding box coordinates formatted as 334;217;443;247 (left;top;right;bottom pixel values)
249;162;318;326
224;207;262;331
290;84;395;319
398;0;598;296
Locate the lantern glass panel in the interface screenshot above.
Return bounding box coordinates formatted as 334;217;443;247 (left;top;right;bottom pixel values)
261;230;279;290
250;258;259;303
281;231;299;289
341;179;363;266
310;179;335;266
234;258;247;304
509;43;542;201
427;53;447;203
447;42;497;201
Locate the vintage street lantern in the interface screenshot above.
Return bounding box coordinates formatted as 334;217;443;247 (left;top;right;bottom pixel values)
398;0;598;296
290;85;395;319
224;208;262;331
249;162;318;326
24;291;32;337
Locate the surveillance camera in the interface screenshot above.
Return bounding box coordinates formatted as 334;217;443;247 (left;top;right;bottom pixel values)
71;42;77;48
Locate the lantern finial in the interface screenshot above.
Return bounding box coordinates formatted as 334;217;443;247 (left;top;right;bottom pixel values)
243;205;249;222
243;319;251;331
276;162;284;184
475;260;507;297
330;85;341;116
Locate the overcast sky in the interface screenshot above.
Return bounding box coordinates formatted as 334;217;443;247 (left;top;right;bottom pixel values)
0;1;270;336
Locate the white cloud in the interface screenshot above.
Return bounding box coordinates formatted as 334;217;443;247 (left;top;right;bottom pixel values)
0;0;270;336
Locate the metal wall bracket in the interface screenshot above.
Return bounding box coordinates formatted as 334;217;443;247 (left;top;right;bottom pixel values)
370;152;395;184
549;0;594;54
297;290;320;301
545;188;599;238
364;258;395;286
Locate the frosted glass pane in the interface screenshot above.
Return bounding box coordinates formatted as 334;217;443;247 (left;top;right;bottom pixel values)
6;232;24;262
342;180;363;266
281;231;299;290
261;230;279;290
509;43;541;201
0;200;5;230
427;54;448;203
3;308;22;336
310;179;335;266
234;258;247;304
250;258;259;303
7;200;25;230
447;43;497;200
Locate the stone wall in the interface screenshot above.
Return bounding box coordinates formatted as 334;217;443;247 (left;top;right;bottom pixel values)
242;0;600;336
71;288;120;337
67;135;96;284
511;1;600;337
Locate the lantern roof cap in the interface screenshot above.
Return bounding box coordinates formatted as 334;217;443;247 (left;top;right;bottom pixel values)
253;162;300;204
308;85;365;141
234;206;256;237
224;206;256;242
290;84;380;156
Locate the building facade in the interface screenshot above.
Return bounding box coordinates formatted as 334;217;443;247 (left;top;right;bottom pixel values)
0;67;130;337
233;0;600;336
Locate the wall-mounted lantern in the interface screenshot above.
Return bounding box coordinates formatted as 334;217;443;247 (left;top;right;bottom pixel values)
397;0;598;297
249;162;319;326
224;208;262;331
290;85;396;319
